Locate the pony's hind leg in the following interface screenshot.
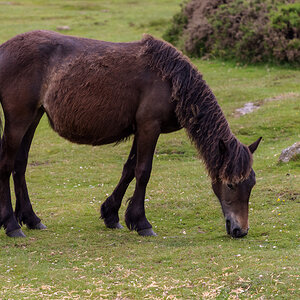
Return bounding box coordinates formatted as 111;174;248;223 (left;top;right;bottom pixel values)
125;122;160;236
0;95;43;237
0;125;34;237
0;142;23;237
13;108;46;230
101;138;137;229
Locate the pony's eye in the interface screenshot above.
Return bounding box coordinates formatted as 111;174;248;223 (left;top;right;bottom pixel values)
227;184;234;190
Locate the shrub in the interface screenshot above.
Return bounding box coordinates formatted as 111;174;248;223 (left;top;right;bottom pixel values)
164;0;300;64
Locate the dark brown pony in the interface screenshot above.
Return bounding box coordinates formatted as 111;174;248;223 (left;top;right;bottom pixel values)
0;31;261;238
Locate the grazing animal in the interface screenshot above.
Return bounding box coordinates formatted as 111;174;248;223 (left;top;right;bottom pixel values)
0;31;261;238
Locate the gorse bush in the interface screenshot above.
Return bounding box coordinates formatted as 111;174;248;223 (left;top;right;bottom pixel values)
163;0;300;64
271;2;300;31
269;3;300;61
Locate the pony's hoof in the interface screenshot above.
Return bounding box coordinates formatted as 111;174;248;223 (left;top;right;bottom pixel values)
106;222;124;229
27;222;47;230
6;229;26;238
137;228;157;236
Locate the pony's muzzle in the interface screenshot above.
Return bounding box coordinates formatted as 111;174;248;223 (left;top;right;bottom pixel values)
226;218;248;238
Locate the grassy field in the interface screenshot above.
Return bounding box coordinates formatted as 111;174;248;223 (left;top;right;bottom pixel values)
0;0;299;299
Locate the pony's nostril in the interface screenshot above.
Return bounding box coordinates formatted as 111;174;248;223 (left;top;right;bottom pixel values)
232;227;248;238
226;219;231;235
232;228;241;238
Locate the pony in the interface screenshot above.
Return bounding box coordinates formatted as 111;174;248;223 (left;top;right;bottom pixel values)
0;31;261;238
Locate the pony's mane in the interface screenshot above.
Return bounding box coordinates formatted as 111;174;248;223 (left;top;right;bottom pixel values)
140;35;252;184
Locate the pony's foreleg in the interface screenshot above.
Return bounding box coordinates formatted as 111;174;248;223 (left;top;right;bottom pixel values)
13;108;46;230
101;138;137;229
125;123;160;236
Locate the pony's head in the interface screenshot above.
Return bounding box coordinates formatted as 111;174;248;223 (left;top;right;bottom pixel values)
212;137;262;238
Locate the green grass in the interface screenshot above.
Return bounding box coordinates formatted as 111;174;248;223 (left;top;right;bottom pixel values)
0;0;180;42
0;1;299;299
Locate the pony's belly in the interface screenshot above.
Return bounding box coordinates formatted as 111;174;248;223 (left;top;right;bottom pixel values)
45;108;135;145
57;127;134;146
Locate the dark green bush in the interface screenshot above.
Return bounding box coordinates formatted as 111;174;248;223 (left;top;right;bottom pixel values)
164;0;300;64
271;3;300;31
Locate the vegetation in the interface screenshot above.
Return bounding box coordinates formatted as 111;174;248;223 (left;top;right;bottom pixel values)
164;0;300;64
0;0;299;299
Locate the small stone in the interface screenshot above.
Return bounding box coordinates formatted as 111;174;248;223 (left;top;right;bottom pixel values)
235;102;260;116
57;26;70;31
279;142;300;163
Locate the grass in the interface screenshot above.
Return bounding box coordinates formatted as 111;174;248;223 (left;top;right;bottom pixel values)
0;0;299;299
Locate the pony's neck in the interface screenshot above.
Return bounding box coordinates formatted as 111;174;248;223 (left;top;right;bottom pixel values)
140;35;252;183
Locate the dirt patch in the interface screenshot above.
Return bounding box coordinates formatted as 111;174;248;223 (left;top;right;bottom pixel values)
234;92;299;117
278;190;299;202
235;102;260;116
29;160;51;167
263;92;300;103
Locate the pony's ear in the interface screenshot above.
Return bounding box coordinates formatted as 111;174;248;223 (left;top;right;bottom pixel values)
249;137;262;154
219;139;227;155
